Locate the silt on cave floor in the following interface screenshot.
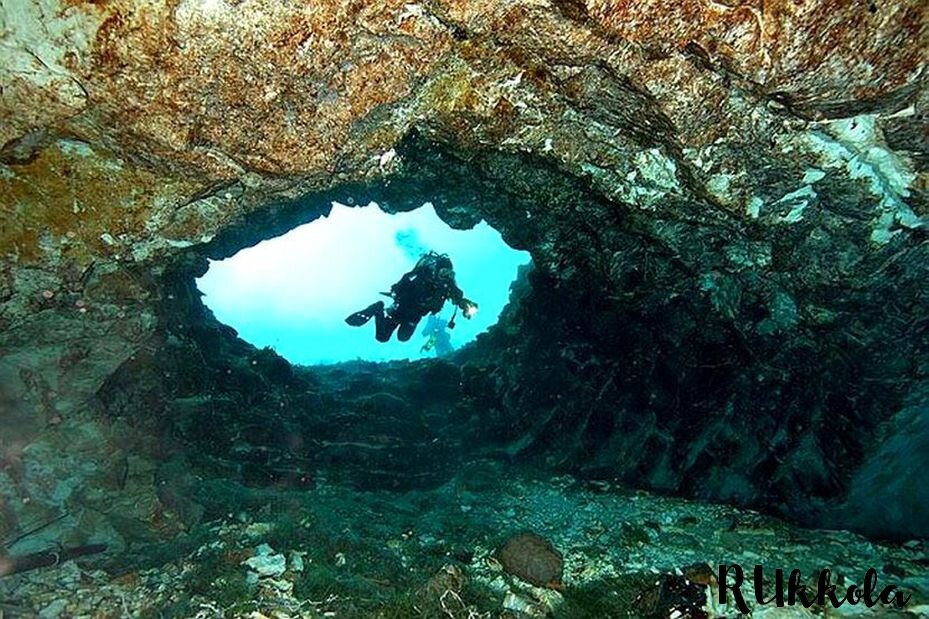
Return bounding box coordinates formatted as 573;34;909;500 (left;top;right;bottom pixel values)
2;458;928;618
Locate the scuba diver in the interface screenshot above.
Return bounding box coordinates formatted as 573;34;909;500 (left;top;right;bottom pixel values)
345;252;478;343
421;314;454;357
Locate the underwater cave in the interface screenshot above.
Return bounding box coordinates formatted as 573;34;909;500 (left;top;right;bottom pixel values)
196;201;530;365
1;1;929;617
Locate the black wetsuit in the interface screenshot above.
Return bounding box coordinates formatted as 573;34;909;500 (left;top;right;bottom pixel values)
346;252;473;343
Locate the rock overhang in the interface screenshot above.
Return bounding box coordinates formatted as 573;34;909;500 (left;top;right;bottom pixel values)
0;0;928;540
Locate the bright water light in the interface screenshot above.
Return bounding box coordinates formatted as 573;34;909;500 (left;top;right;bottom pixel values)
196;202;531;364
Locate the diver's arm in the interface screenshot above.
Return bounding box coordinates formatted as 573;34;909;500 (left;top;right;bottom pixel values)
450;285;477;317
448;282;465;307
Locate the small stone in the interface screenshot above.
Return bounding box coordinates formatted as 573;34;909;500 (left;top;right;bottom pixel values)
502;591;546;617
244;522;273;538
38;599;68;619
243;544;286;578
378;148;397;167
289;551;305;572
419;533;436;546
265;578;293;593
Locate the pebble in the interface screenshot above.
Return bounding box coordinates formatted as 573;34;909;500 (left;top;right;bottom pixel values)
245;522;273;538
243;544;287;578
38;599;68;619
289;551;305;572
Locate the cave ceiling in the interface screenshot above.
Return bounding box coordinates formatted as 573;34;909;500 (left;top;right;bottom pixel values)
1;0;928;538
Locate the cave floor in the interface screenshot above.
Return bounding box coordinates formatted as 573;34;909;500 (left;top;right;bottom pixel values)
2;460;927;618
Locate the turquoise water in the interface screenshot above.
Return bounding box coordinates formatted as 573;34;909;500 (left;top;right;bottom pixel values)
196;202;530;364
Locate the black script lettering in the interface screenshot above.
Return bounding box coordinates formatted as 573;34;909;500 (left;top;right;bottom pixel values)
786;569;806;606
864;568;879;606
754;565;784;606
717;564;910;612
718;564;750;614
816;569;843;607
880;586;911;609
847;584;863;604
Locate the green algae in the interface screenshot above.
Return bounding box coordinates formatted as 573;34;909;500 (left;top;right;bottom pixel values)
559;574;657;618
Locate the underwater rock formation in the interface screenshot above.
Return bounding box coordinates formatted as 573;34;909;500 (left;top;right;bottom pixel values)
1;0;928;556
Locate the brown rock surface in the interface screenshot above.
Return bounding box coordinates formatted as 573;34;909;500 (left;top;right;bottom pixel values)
498;532;564;589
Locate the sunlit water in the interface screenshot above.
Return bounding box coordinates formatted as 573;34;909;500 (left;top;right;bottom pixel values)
196;202;531;364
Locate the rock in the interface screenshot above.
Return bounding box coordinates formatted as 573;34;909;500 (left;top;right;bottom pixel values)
263;578;293;594
415;564;492;618
497;533;564;589
38;599;68;619
288;551;305;573
502;591;549;618
632;573;708;618
420;564;467;598
243;544;286;579
244;522;273;538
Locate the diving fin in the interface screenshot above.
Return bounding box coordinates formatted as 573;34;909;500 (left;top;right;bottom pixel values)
345;312;372;326
345;301;384;327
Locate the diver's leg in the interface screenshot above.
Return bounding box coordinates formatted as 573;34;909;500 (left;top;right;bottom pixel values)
375;311;399;342
397;318;421;342
345;301;384;327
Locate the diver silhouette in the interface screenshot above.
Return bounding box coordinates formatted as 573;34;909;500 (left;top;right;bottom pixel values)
345;252;478;343
421;314;454;357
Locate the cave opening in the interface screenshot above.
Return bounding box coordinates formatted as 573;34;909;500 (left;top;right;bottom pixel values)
195;201;531;365
135;165;549;496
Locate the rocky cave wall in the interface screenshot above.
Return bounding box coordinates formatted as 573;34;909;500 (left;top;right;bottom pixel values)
2;0;928;550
